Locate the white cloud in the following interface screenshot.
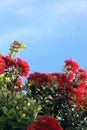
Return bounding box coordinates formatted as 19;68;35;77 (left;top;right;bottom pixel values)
0;0;33;7
0;23;52;44
0;0;36;17
0;0;18;7
0;0;87;46
1;0;87;16
50;0;87;15
15;7;32;15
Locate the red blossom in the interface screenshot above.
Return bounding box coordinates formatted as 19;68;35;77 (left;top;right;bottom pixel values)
13;41;20;47
28;72;71;95
27;123;37;130
70;84;87;108
3;55;16;68
15;77;24;92
72;88;83;104
76;68;87;81
57;73;71;94
16;57;30;76
16;77;23;86
10;77;24;92
0;55;6;74
66;71;75;80
64;58;79;73
48;72;71;94
27;115;63;130
28;72;49;87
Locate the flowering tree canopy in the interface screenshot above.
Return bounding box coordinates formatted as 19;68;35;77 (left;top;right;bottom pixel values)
0;41;87;130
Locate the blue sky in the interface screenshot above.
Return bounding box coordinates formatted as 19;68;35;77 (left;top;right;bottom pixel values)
0;0;87;73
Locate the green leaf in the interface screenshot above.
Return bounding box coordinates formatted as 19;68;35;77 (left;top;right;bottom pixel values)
1;107;8;115
20;43;26;49
0;115;7;122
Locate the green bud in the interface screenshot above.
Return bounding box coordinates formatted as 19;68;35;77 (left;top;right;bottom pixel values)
21;114;26;118
20;43;26;49
27;102;31;107
5;77;10;83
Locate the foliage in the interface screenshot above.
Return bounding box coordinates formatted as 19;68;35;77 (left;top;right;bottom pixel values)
0;41;41;130
0;41;87;130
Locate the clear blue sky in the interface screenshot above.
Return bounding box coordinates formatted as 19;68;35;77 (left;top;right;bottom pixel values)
0;0;87;73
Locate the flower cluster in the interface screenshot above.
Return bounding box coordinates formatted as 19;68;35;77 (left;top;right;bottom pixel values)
16;57;30;76
0;45;30;92
28;72;71;94
0;55;6;74
0;55;30;77
0;41;41;130
64;59;87;108
0;41;87;130
27;115;63;130
28;58;87;109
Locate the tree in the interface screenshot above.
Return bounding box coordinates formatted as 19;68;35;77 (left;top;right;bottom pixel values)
0;41;87;130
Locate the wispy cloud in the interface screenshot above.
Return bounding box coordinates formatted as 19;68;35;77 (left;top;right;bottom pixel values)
0;0;19;8
1;0;87;16
0;23;52;45
0;0;87;46
50;0;87;15
0;0;33;7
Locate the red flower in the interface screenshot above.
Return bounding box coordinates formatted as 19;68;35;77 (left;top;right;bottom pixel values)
16;57;30;76
15;77;24;92
70;83;87;108
27;123;37;130
3;55;16;68
48;72;71;94
27;115;63;130
27;72;49;87
28;72;71;95
0;55;6;74
10;77;24;92
16;77;23;86
13;41;20;47
64;58;79;73
67;72;74;80
76;68;87;82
